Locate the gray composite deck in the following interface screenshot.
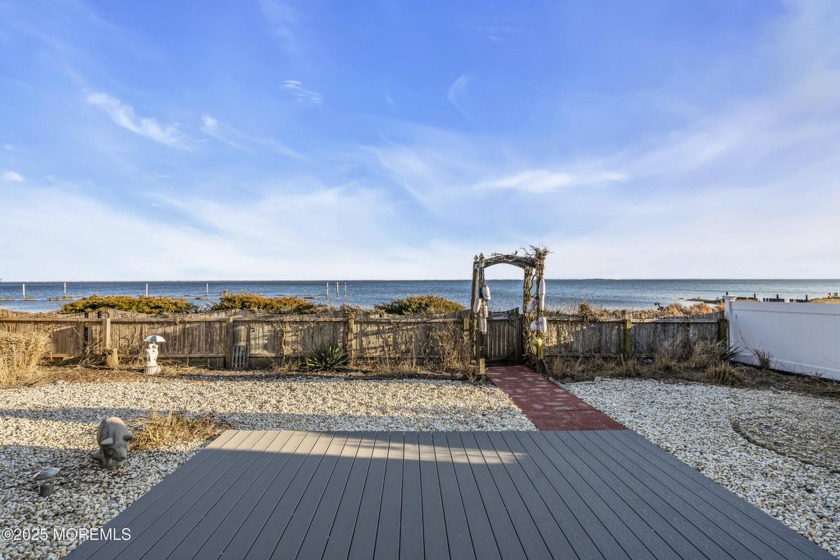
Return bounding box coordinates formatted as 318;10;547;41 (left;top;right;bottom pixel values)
67;430;832;560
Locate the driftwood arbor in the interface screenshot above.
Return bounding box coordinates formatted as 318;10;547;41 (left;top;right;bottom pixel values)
470;247;548;371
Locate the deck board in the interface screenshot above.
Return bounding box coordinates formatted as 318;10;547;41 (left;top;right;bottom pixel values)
348;432;389;560
560;430;735;560
67;430;835;560
400;432;424;560
168;430;294;560
582;431;778;560
417;432;450;560
374;432;404;560
497;431;601;560
432;432;475;560
615;430;826;560
295;432;362;560
477;432;576;560
189;429;308;560
249;432;344;558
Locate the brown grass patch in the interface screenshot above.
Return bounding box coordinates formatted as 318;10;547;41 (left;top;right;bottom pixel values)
551;301;723;321
131;411;230;451
0;330;49;388
550;355;642;380
702;362;742;386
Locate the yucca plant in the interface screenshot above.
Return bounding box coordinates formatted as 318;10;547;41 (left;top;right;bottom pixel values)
305;345;348;371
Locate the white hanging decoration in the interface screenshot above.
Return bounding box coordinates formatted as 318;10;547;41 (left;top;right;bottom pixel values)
479;317;488;334
481;284;491;301
526;298;537;313
538;316;548;333
472;297;482;314
538;278;546;309
530;320;538;331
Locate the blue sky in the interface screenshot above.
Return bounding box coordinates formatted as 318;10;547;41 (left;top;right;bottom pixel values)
1;0;838;280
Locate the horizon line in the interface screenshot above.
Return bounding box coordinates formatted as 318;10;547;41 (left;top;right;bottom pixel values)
2;278;839;283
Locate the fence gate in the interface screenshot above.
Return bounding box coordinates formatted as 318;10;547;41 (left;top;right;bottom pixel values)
485;309;522;364
230;323;250;370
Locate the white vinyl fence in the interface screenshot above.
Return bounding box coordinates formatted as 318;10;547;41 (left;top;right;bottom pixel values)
726;299;840;380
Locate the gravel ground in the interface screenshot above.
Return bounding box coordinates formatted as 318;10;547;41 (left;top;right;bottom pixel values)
0;377;534;559
567;378;840;558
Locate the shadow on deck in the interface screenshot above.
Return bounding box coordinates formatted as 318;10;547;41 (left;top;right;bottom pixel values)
67;430;832;560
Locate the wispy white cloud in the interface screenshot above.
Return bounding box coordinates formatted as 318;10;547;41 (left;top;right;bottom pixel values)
259;0;298;53
281;80;322;104
86;92;187;148
199;113;307;160
200;114;218;132
0;177;472;280
1;170;24;182
200;114;249;151
2;144;13;151
474;25;522;43
477;169;627;194
447;74;473;118
384;91;396;110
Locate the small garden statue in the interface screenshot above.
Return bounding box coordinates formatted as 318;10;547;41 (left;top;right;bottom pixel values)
93;417;134;468
143;334;165;374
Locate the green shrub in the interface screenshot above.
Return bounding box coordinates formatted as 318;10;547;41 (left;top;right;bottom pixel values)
375;295;465;315
211;292;321;314
60;295;197;314
305;345;348;371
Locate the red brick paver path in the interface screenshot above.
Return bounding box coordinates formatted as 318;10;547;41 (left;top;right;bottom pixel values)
486;365;626;430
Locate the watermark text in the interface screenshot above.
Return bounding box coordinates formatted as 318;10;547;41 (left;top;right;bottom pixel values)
1;526;131;542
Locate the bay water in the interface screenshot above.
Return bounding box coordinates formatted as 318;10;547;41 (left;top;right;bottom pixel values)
2;279;838;313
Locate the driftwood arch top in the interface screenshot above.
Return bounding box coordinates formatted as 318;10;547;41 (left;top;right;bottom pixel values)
482;252;544;270
470;247;548;366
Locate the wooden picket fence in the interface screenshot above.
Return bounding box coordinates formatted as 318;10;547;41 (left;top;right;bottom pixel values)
0;310;725;369
0;312;472;369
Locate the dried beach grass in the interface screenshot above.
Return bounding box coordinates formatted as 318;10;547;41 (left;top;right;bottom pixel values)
131;411;229;451
0;330;49;388
550;301;723;320
653;337;690;373
550;355;642;380
550;335;751;387
703;361;742;386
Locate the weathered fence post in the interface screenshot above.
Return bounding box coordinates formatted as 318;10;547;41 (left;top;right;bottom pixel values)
224;317;234;369
101;313;111;349
101;313;119;368
623;314;633;362
346;318;356;363
720;295;733;347
82;312;90;358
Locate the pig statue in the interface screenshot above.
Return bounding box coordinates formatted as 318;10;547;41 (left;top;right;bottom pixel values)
93;417;134;468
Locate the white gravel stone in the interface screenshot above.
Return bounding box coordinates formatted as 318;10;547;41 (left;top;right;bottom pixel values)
568;378;840;558
0;377;534;559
